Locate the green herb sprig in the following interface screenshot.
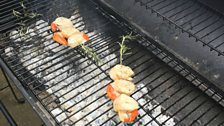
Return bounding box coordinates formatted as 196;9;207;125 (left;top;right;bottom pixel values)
12;1;42;36
20;1;26;9
13;10;23;18
25;12;43;19
17;26;29;36
119;32;136;64
80;43;102;65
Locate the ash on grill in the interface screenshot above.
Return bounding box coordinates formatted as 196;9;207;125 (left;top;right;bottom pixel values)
5;10;175;126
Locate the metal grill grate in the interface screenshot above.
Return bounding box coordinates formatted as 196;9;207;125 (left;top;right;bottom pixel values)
0;0;224;125
137;0;224;56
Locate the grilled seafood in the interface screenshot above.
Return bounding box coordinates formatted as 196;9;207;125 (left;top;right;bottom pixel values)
118;110;138;123
106;33;138;123
51;17;89;47
113;94;138;112
109;64;134;81
106;80;135;100
107;64;138;122
113;94;139;122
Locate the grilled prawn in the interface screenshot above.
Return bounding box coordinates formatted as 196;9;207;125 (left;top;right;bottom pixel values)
51;17;89;47
107;80;135;100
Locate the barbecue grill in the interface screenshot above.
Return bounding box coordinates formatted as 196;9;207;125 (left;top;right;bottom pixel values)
1;0;224;125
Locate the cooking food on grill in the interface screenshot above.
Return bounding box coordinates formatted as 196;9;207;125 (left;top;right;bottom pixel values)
51;17;89;47
113;94;139;112
118;110;138;123
106;33;139;123
109;64;134;81
113;94;139;122
51;17;74;32
106;80;135;100
107;84;118;101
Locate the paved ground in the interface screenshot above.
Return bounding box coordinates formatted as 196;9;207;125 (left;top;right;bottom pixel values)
0;70;43;126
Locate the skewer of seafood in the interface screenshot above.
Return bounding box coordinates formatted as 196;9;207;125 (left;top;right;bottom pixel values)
114;94;139;122
50;17;101;64
51;17;89;47
106;33;139;123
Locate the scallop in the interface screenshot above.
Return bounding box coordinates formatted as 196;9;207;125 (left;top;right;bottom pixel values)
111;80;135;96
113;94;139;112
109;64;134;81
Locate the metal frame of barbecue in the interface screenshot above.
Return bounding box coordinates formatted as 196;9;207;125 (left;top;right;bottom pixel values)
0;100;17;126
0;0;224;125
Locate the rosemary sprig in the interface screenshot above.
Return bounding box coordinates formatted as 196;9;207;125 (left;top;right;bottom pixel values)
119;32;136;64
12;10;23;18
20;1;26;9
80;43;102;65
15;21;30;36
12;0;42;37
17;26;29;36
16;21;26;26
25;12;43;19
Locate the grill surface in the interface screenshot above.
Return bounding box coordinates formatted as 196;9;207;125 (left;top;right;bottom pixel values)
100;0;224;103
139;0;224;56
0;0;224;125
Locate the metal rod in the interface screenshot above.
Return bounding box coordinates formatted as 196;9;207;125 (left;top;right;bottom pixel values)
0;86;9;91
161;0;190;15
204;111;223;126
138;0;224;56
0;0;49;21
180;9;208;27
192;17;221;35
37;37;120;99
68;60;165;125
92;74;182;125
174;7;202;22
3;15;98;64
0;100;17;126
0;67;25;103
167;2;195;19
0;58;55;126
199;24;224;39
99;55;179;125
155;0;181;12
33;36;115;91
58;44;164;123
52;49;147;115
187;102;220;125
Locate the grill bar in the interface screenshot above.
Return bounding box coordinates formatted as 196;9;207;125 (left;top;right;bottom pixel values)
58;37;167;124
54;47;149;115
88;2;224;124
0;100;17;126
0;58;55;126
39;38;121;102
69;62;166;125
91;49;184;125
3;21;110;74
176;101;216;125
33;36;115;91
139;37;224;106
8;32;105;70
100;0;224;106
0;0;48;20
160;0;191;15
94;72;182;125
139;0;224;56
0;1;50;32
0;0;224;125
1;12;100;57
